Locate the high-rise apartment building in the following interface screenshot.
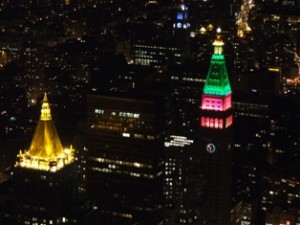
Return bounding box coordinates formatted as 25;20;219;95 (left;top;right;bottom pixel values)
86;88;169;225
22;40;45;105
261;170;300;224
131;40;187;73
230;200;257;225
131;0;192;74
164;135;207;225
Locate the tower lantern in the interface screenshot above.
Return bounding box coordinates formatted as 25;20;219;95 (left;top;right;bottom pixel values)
213;35;224;55
40;93;52;121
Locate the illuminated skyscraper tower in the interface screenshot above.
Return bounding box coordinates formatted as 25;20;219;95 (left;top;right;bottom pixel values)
198;35;233;225
173;0;190;36
12;93;78;225
173;0;191;44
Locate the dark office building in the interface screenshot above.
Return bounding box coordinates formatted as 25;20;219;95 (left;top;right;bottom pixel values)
86;87;169;225
197;35;233;225
168;62;206;138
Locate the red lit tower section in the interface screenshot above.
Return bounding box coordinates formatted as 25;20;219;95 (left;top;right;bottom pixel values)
198;35;233;225
200;35;233;130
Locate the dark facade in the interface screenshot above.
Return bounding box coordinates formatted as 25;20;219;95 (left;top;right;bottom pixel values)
86;88;169;225
10;164;78;225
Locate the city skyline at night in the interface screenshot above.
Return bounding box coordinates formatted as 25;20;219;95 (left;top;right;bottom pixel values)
0;0;300;225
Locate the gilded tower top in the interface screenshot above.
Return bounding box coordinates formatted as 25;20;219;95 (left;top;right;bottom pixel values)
212;35;224;55
40;93;52;121
16;93;74;172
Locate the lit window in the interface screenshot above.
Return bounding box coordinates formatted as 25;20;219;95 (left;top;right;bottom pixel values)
226;116;233;128
219;119;223;128
94;109;104;114
205;117;210;127
210;118;214;127
201;117;205;127
214;118;219;128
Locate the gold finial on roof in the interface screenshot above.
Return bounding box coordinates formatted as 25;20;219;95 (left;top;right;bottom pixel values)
27;93;64;159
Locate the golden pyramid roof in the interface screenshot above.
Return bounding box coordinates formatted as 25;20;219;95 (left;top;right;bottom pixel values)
27;93;64;159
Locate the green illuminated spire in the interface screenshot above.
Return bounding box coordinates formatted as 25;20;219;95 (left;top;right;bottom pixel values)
203;35;231;96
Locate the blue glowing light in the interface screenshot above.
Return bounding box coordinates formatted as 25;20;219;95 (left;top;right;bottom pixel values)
177;12;183;20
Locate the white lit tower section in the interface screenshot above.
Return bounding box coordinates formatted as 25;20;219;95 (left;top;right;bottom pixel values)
198;35;233;225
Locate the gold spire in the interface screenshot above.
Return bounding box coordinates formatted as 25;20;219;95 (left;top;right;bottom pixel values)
16;93;74;172
27;93;64;159
213;35;224;55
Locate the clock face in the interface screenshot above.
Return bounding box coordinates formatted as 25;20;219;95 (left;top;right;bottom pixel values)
206;143;216;154
177;22;182;28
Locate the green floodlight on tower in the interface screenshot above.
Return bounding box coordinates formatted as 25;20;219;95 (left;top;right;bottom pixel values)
203;35;232;96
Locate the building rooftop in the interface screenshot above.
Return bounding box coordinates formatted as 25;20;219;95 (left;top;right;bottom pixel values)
16;93;74;172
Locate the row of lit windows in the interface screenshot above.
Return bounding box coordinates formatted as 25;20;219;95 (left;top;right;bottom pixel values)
122;132;156;140
23;216;68;225
201;117;224;129
90;123;123;132
94;113;141;121
112;211;133;219
94;109;140;119
135;59;156;66
90;121;153;132
16;155;74;173
182;77;204;82
91;112;153;129
118;112;140;118
92;167;161;179
165;170;182;176
135;53;153;59
202;96;231;111
234;102;269;110
170;76;204;83
134;44;179;51
235;112;269;118
202;101;223;111
164;135;194;147
91;157;153;169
